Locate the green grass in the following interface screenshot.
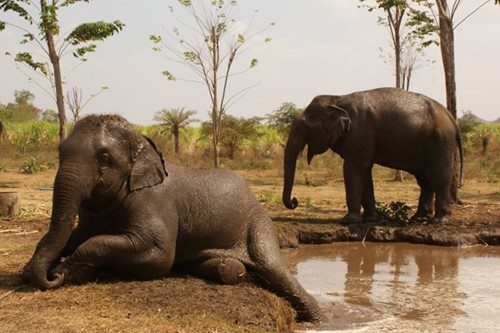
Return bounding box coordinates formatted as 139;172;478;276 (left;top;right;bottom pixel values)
3;121;60;152
1;121;498;182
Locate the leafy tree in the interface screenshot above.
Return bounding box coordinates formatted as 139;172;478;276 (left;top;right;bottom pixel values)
41;109;58;123
458;110;483;134
458;111;491;155
202;115;261;160
14;89;36;105
0;0;124;141
360;0;436;182
437;0;499;118
413;0;499;120
417;0;500;202
398;37;435;90
266;102;302;136
154;107;198;155
151;0;273;167
0;90;40;122
360;0;436;90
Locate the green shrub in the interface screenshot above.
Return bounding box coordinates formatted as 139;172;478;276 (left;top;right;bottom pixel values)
375;201;411;223
21;156;50;174
258;190;281;206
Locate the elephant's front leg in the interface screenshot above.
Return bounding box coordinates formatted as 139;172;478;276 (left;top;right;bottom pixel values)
342;160;370;224
60;223;96;258
52;233;174;285
361;167;378;222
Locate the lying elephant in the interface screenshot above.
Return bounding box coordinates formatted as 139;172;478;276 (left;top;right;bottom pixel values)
283;87;463;224
22;114;322;322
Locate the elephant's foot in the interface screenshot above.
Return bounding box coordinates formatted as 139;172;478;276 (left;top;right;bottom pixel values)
50;258;98;285
362;211;379;223
218;258;246;284
21;260;33;283
431;214;451;224
340;212;363;224
410;212;433;223
198;258;246;285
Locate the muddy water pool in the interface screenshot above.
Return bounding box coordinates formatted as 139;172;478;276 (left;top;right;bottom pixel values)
283;243;500;332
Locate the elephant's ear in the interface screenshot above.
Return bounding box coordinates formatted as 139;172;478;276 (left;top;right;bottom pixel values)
129;136;168;191
326;104;352;146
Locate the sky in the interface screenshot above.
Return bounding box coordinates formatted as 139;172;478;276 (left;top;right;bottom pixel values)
1;0;499;125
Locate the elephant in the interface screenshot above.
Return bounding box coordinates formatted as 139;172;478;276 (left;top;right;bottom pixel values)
22;114;322;322
282;87;462;224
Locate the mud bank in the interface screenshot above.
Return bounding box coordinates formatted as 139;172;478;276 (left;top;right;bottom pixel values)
2;215;500;332
276;219;500;248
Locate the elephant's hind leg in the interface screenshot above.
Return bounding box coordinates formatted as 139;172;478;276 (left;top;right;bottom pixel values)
189;257;246;285
247;217;323;322
433;181;452;223
412;174;434;222
424;166;452;223
428;142;454;223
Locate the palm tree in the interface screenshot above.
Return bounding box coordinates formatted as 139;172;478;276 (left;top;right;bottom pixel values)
153;108;198;155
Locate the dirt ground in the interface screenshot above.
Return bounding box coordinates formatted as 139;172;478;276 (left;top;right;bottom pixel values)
1;167;499;332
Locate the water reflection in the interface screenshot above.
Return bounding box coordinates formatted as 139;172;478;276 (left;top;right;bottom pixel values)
283;243;500;332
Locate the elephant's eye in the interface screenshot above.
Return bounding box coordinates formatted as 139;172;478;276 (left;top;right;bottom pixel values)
98;153;112;167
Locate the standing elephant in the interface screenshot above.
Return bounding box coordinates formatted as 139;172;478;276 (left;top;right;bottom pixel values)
22;114;322;322
283;88;462;224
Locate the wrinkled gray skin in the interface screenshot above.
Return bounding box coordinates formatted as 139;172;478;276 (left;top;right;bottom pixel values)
283;88;462;224
22;115;322;322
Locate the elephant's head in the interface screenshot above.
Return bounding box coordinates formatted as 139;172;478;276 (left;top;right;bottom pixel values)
282;95;351;209
24;115;167;289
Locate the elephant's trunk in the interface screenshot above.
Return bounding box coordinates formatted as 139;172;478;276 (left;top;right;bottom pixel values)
282;118;307;210
25;167;85;290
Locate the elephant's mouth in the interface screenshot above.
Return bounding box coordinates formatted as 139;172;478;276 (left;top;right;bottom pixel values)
83;185;128;218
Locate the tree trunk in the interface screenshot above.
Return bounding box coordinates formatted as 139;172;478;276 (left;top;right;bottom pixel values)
212;106;220;168
392;169;403;182
210;26;220;168
389;8;404;182
0;192;20;217
437;1;457;119
42;0;67;141
0;121;4;145
394;31;401;90
173;128;180;155
436;0;460;203
53;58;67;141
482;135;490;156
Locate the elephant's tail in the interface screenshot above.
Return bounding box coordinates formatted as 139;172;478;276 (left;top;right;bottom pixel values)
455;121;464;187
